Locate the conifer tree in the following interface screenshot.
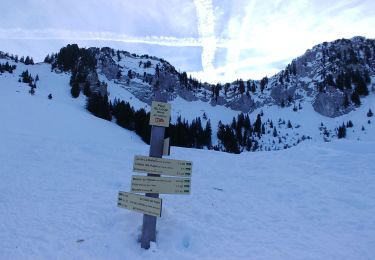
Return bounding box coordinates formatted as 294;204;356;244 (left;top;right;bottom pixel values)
71;81;80;98
83;81;91;97
250;82;255;93
204;120;212;148
337;123;346;139
273;127;278;137
253;114;262;136
351;91;361;106
86;93;112;121
355;77;369;96
367;109;373;117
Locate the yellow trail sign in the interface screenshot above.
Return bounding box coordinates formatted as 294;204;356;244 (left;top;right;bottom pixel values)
149;101;171;127
131;175;191;194
117;191;162;217
133;155;192;177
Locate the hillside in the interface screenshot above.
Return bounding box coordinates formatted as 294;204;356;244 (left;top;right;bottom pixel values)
1;66;375;259
1;37;375;153
42;37;375;117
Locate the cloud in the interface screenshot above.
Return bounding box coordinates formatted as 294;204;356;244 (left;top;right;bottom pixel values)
1;0;375;83
208;0;375;81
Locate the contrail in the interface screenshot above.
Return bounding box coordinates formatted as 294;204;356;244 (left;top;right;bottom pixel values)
0;28;203;47
0;27;237;49
193;0;216;72
225;0;257;79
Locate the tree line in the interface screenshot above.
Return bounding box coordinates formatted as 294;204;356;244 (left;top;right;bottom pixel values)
216;113;264;153
0;62;16;74
86;96;213;149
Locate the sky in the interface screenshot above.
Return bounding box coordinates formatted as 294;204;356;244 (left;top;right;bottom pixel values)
1;0;375;83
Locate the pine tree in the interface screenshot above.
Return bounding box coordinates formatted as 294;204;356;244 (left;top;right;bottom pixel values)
251;82;256;93
83;81;91;97
244;114;251;131
355;77;369;96
116;70;122;79
239;79;245;94
336;73;344;90
344;71;351;89
253;114;262;136
204;120;212;148
367;109;373;117
127;69;132;79
86;93;112;121
337;123;346;139
260;76;268;93
155;65;160;77
245;136;252;151
351;91;361;106
44;54;51;63
273;127;278;137
71;81;80;98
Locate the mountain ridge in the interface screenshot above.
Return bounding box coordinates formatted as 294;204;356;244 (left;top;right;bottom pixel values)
1;36;374;117
1;36;374;153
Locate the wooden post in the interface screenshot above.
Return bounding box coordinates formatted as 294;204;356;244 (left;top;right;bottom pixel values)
140;92;166;249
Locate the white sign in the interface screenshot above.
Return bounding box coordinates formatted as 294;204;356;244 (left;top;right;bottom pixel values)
133;155;192;177
117;191;162;217
131;175;191;194
149;101;171;127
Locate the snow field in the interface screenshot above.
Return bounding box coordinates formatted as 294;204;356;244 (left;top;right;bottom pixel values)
1;66;375;259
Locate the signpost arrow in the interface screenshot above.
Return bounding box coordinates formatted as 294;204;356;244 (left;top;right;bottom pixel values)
117;191;162;217
133;155;192;177
131;175;191;194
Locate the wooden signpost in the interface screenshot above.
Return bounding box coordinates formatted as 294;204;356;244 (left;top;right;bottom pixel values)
117;92;193;250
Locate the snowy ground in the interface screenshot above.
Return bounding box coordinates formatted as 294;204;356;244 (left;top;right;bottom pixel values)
1;69;375;259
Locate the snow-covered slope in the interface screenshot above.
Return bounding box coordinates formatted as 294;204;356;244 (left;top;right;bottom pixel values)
1;49;375;153
1;56;375;259
93;37;375;118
